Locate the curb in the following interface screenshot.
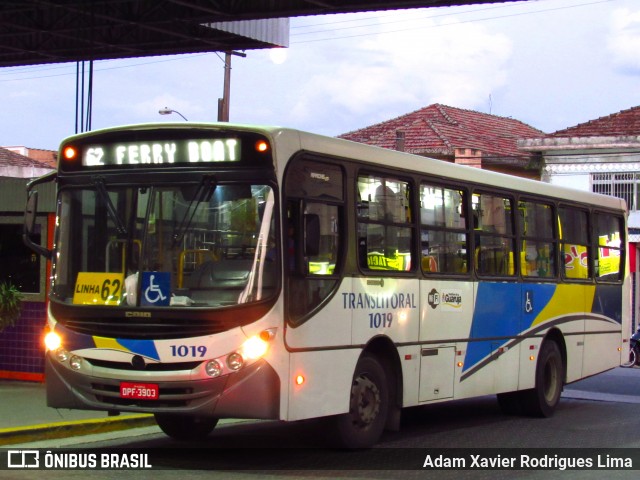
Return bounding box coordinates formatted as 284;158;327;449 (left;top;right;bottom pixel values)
0;414;156;446
562;389;640;405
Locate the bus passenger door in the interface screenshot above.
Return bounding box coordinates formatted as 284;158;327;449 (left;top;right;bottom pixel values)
419;279;474;402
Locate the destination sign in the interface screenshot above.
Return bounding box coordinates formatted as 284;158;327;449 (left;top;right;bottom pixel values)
82;138;240;167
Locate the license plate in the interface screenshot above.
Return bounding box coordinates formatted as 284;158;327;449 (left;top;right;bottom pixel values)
120;382;159;400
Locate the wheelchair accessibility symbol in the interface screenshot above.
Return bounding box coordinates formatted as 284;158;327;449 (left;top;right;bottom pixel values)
524;290;534;314
141;272;171;306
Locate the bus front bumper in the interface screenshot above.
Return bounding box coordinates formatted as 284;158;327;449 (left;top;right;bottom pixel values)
44;353;280;420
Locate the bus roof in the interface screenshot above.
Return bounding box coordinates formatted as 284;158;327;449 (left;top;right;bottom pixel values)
290;128;627;213
61;122;626;213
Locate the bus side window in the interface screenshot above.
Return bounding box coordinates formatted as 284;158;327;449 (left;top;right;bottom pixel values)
305;203;339;275
357;174;413;273
558;206;591;280
473;192;515;277
594;212;624;282
420;184;468;274
518;200;556;278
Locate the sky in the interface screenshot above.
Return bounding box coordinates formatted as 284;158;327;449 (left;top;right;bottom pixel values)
2;0;640;151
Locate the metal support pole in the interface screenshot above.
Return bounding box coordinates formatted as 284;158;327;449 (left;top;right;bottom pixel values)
217;51;246;122
219;52;232;122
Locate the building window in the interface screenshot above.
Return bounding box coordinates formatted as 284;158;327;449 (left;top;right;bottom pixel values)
592;172;639;210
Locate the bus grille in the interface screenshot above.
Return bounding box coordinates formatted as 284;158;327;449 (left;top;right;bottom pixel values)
51;300;274;340
86;358;202;372
62;318;229;340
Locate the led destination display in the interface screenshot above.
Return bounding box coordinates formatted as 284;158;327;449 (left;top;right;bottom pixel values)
82;138;240;166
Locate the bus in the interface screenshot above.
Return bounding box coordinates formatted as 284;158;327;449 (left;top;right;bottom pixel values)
24;123;629;448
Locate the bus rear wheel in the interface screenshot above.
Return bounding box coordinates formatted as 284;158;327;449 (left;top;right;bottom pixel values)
154;414;218;441
520;340;564;417
332;354;389;449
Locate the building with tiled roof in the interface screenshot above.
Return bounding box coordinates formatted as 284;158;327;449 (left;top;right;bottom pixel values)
339;104;545;179
3;146;56;168
519;105;640;195
0;147;54;178
552;106;640;138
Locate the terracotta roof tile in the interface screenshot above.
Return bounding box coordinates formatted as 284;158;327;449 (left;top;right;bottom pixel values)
0;147;52;169
552;106;640;137
339;104;544;158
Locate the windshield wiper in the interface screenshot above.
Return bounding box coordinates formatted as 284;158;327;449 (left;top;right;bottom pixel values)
172;176;216;248
93;177;127;235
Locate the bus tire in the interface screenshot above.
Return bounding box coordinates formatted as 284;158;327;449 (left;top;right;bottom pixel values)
154;414;218;441
332;354;389;449
520;340;564;417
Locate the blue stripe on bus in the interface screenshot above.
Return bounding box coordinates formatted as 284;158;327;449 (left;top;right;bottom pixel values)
463;282;556;373
54;323;160;361
116;338;160;361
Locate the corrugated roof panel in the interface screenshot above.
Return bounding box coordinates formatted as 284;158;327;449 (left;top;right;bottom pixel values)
0;1;519;67
207;18;290;48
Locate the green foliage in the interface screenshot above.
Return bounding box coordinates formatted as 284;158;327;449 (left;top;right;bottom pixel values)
0;282;23;331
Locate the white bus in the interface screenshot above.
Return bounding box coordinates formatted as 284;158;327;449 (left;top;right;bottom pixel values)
25;123;629;448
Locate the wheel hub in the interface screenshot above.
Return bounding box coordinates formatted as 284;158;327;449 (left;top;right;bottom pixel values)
350;374;381;427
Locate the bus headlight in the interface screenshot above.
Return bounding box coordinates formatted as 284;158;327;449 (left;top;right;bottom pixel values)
205;359;223;377
69;355;83;370
55;349;70;363
202;328;276;377
241;335;269;360
226;352;244;371
241;328;276;360
44;331;62;351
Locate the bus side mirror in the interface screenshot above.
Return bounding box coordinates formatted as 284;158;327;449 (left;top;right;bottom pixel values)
304;214;320;257
25;191;37;234
23;190;52;259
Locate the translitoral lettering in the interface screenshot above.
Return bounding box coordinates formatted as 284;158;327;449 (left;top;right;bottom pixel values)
342;292;416;309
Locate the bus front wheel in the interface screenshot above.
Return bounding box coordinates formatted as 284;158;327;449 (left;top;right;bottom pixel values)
521;340;564;417
154;414;218;441
332;354;389;449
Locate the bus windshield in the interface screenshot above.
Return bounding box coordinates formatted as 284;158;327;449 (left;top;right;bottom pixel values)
51;182;277;309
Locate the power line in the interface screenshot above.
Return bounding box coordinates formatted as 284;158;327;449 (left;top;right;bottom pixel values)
0;53;214;83
290;1;514;33
291;0;615;44
0;0;618;82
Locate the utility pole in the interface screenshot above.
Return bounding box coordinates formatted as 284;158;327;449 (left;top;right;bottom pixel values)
218;51;246;122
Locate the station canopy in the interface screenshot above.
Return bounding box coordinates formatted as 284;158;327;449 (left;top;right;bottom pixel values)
1;1;518;67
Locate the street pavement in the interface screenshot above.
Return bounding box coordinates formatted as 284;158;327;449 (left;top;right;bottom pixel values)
0;380;155;445
0;366;638;446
